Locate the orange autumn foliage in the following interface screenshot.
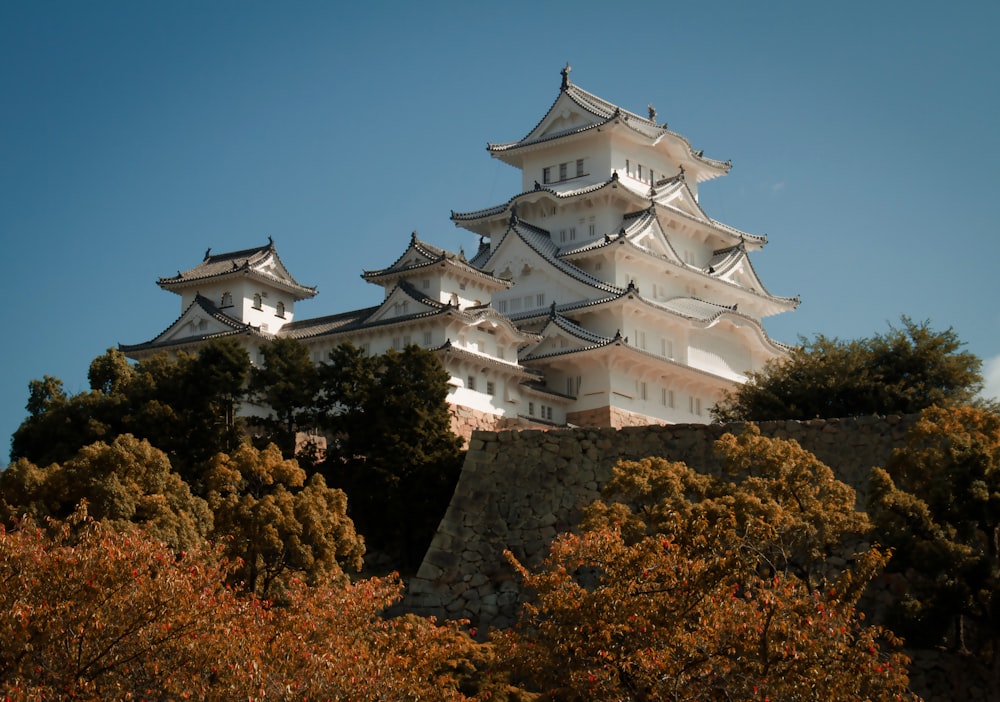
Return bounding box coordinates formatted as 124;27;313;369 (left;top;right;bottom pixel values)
0;508;487;701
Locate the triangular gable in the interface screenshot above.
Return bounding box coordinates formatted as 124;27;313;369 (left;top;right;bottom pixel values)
623;210;682;263
363;283;443;325
480;223;622;307
530;91;606;143
708;246;769;294
522;314;611;358
148;296;246;346
653;180;709;222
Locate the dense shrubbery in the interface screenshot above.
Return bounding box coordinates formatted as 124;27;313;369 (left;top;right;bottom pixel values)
713;318;986;422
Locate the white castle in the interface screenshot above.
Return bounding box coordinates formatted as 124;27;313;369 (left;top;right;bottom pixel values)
122;66;798;437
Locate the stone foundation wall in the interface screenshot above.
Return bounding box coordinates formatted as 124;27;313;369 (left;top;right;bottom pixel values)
448;406;549;445
404;413;994;700
567;405;668;429
406;415;915;628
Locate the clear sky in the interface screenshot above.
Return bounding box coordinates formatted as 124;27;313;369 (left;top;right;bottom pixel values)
2;1;998;466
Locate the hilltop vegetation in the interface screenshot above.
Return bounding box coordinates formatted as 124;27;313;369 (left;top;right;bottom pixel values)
4;324;998;699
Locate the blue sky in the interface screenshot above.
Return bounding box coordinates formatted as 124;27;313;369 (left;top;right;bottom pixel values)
2;1;998;465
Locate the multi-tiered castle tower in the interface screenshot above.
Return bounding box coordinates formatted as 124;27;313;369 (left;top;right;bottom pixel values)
123;67;797;436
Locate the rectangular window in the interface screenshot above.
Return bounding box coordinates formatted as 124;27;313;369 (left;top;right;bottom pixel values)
576;158;584;176
543;167;551;184
402;334;411;346
639;381;647;401
486;381;495;396
569;227;576;240
467;375;476;391
497;347;504;359
637;164;643;181
360;341;370;356
649;169;654;184
496;299;507;313
528;402;535;417
422;278;430;289
559;229;566;242
559;162;567;181
423;331;432;347
536;293;545;307
625;159;631;176
588;223;596;237
392;337;401;350
546;406;553;421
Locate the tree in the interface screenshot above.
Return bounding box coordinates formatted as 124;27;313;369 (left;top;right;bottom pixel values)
10;341;252;482
318;343;465;569
713;317;985;422
583;426;870;589
1;510;490;700
0;434;211;551
250;337;320;457
204;442;365;597
0;510;255;699
499;427;916;700
496;528;915;702
869;405;1000;655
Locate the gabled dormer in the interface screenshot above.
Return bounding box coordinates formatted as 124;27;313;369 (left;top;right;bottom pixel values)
156;238;316;334
362;231;512;309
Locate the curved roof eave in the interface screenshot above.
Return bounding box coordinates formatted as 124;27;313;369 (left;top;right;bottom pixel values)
451;175;623;225
486;72;731;177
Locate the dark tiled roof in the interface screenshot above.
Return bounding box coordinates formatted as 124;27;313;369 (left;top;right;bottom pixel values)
362;233;512;288
158;239;317;298
451;176;621;224
486;69;731;176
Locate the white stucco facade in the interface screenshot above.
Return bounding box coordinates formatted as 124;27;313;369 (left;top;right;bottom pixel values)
123;67;797;432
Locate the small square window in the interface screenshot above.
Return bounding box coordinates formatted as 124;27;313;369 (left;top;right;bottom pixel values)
486;381;495;395
467;375;476;391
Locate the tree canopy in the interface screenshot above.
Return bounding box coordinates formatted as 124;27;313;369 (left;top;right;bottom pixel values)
498;428;914;701
1;510;487;701
0;434;211;551
712;318;985;422
317;343;465;569
205;442;365;597
869;404;1000;656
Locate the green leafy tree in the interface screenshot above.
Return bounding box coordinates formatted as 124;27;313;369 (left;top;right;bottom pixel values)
205;442;365;596
11;342;251;483
250;337;320;457
869;405;1000;655
0;434;211;551
713;317;984;422
319;343;464;569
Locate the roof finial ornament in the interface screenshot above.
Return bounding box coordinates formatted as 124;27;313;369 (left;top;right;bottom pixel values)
560;63;572;90
459;246;466;260
204;247;211;261
411;230;418;241
677;165;685;181
549;301;557;318
509;202;519;226
648;103;656;121
267;235;273;247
